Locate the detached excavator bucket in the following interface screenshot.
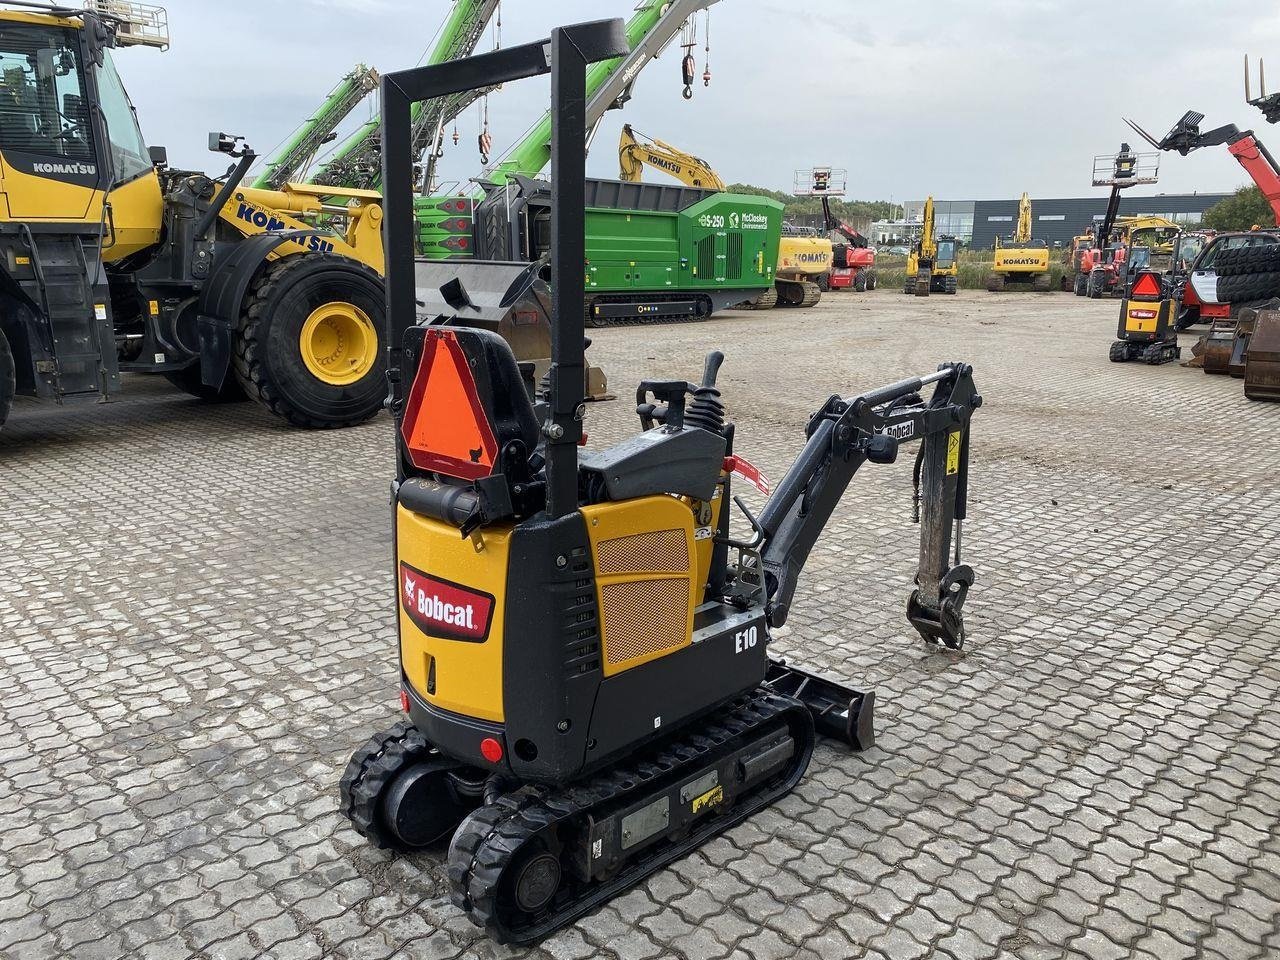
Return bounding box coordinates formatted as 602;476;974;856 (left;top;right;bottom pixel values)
1201;319;1237;375
414;260;613;400
1244;309;1280;400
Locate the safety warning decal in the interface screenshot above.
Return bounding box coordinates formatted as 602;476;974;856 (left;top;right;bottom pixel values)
946;430;962;476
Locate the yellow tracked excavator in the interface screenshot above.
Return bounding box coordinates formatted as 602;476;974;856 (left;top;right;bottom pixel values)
986;193;1052;292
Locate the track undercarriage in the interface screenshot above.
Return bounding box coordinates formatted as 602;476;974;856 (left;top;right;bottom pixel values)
342;670;873;944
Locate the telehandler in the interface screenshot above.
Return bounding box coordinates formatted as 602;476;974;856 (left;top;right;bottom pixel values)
340;20;982;944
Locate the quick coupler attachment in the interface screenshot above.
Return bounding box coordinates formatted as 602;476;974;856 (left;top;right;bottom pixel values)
907;564;974;650
764;659;875;751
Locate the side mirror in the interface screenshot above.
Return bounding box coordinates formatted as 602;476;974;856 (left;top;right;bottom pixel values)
148;145;168;167
208;131;245;155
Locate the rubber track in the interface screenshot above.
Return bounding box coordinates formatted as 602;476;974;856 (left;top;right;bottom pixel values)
739;286;779;310
339;719;434;849
449;690;813;944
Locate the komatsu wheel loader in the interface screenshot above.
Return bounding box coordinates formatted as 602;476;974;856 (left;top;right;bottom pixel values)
986;193;1051;292
339;21;983;945
0;2;403;431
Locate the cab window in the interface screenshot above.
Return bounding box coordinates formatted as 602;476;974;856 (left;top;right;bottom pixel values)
0;25;93;163
95;49;150;183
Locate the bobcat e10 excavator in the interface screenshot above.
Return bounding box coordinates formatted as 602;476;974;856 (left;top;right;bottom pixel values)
339;20;983;944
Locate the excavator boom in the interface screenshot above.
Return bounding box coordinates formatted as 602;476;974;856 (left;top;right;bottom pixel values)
617;124;726;189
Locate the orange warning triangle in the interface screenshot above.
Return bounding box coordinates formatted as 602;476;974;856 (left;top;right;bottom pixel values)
401;333;498;480
1131;273;1162;298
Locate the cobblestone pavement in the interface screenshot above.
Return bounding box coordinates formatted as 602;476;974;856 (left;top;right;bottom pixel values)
2;290;1278;960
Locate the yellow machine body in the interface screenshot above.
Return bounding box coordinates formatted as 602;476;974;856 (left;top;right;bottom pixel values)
992;243;1050;275
396;488;724;722
777;232;834;280
397;505;513;723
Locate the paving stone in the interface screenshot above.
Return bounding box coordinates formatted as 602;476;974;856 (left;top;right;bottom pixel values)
2;294;1277;960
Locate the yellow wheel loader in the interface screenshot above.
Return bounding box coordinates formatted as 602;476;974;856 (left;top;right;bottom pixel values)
986;193;1051;292
339;22;983;945
0;3;398;430
617;124;830;309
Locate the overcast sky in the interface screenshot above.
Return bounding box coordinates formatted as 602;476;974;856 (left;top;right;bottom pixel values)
123;0;1280;201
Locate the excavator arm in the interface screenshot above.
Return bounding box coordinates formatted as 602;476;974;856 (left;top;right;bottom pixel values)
919;196;937;259
617;124;726;189
1015;192;1033;245
749;363;982;648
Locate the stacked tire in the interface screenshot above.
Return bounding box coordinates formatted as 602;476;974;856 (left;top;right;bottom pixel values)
1213;244;1280;314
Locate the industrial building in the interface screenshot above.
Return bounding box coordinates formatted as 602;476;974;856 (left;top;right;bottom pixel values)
875;193;1232;249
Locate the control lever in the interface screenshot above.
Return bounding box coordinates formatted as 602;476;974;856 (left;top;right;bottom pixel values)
635;379;692;430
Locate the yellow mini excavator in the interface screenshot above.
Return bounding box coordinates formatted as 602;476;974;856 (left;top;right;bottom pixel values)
340;22;983;945
986;193;1052;292
904;196;959;296
617;123;829;308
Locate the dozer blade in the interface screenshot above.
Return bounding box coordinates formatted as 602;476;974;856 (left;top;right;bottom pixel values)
763;658;874;751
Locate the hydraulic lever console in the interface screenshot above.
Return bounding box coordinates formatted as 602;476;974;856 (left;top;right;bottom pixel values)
750;362;982;650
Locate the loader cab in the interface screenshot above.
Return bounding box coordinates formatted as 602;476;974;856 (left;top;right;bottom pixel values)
0;13;161;254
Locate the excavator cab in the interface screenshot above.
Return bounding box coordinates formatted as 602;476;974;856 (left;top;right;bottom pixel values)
936;236;958;270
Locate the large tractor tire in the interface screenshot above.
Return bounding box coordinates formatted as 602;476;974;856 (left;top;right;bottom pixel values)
1215;245;1280;277
1087;271;1104;299
234;255;387;429
0;327;14;429
866;271;877;290
1217;271;1280;305
1073;273;1087;297
853;272;867;293
163;364;249;403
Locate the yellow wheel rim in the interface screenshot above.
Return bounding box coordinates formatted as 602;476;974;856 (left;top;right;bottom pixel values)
298;302;378;387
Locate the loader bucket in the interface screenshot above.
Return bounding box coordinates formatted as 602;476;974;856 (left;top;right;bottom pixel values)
415;259;552;366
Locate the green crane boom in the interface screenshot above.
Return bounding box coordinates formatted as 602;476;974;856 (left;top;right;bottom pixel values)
252;65;380;189
309;0;501;189
484;0;720;186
